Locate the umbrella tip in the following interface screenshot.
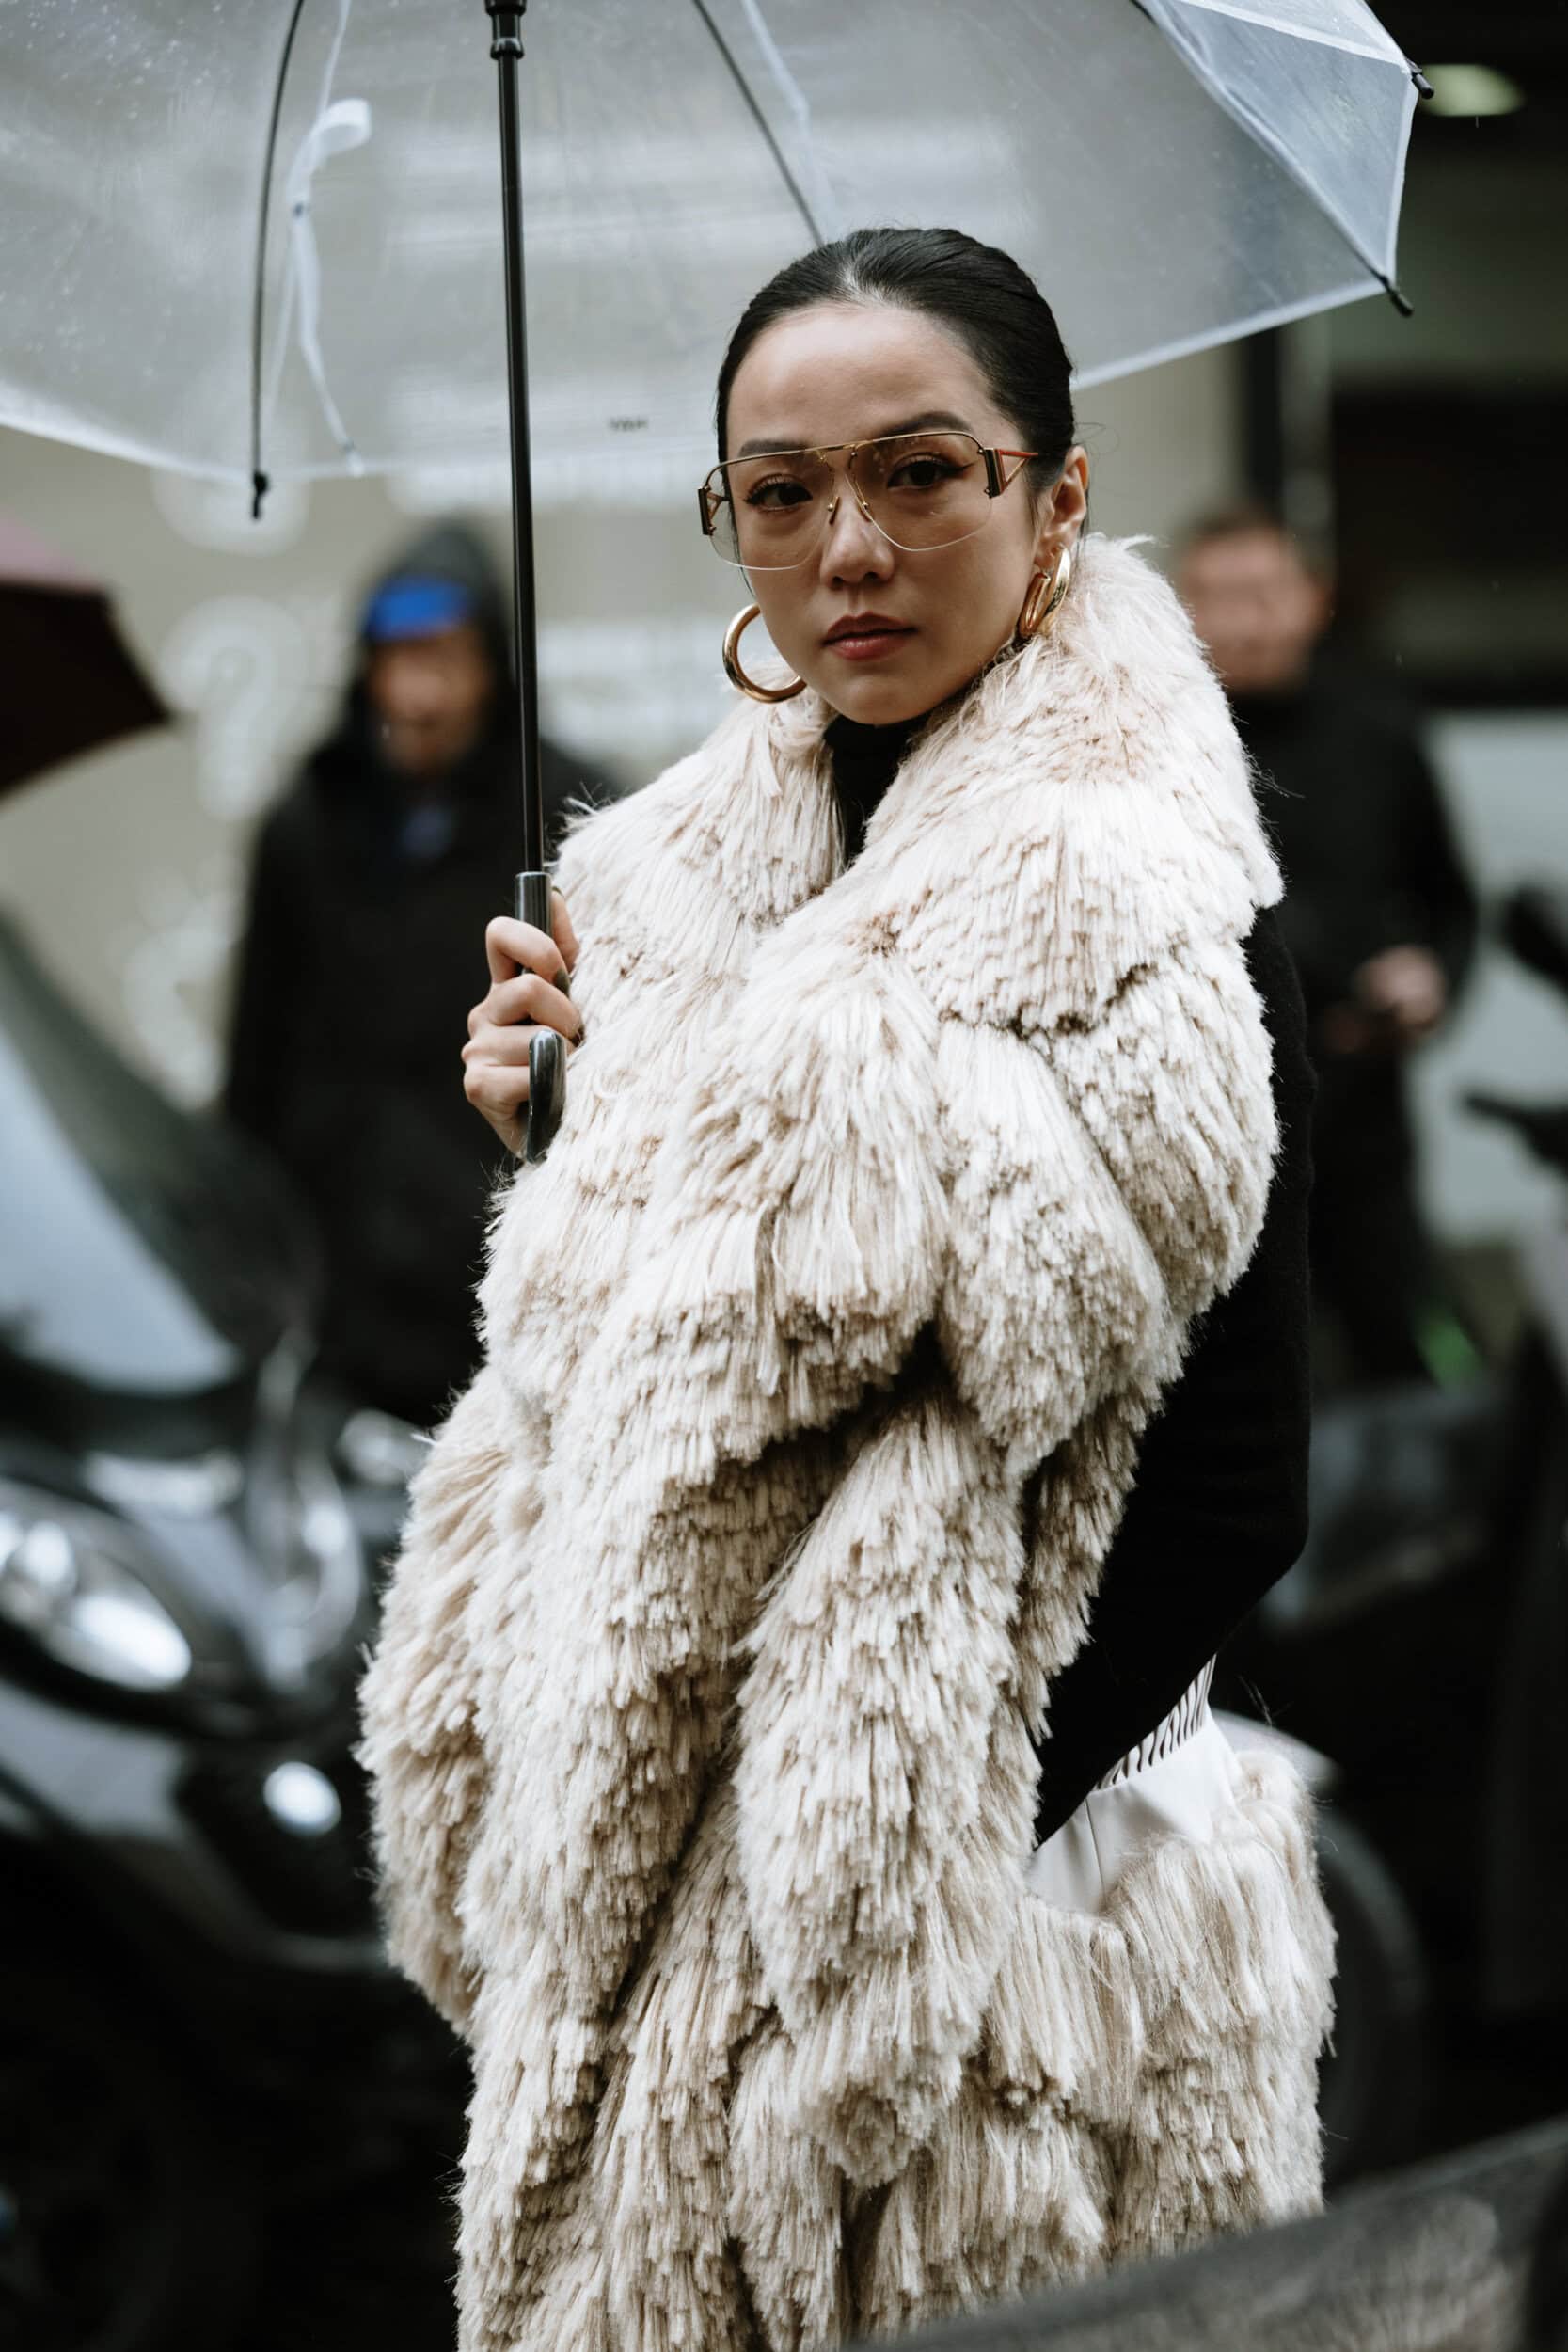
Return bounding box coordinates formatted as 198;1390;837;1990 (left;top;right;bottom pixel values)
1382;276;1415;319
1411;65;1434;101
251;469;271;522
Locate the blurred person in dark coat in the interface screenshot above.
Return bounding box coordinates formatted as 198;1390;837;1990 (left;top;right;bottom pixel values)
226;519;611;1427
1179;507;1479;1387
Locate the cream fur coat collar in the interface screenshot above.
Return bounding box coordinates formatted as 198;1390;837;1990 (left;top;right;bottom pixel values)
361;537;1333;2352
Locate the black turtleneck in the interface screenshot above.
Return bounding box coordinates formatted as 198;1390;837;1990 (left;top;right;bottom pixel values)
825;716;1314;1844
826;712;921;861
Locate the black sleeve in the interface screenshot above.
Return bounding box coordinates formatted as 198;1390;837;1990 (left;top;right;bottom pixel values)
1030;908;1314;1843
1388;727;1480;1006
224;801;305;1147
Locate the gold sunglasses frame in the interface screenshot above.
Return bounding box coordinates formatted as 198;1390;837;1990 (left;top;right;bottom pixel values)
696;432;1039;567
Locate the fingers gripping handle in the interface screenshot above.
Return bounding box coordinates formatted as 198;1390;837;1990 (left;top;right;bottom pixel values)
516;868;566;1164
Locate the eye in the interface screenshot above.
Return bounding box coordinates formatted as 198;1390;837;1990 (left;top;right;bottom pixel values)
745;475;814;511
886;451;964;492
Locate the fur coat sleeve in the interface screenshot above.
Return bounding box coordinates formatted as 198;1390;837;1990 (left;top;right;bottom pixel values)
357;1363;519;2031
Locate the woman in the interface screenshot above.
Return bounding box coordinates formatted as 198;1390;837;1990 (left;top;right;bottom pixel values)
361;228;1333;2352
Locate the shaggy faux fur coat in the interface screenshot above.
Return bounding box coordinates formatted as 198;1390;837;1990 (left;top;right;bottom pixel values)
360;535;1335;2352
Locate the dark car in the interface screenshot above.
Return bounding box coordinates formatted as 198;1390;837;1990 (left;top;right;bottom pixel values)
0;911;462;2352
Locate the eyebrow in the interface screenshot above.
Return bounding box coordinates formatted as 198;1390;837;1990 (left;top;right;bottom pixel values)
733;410;976;460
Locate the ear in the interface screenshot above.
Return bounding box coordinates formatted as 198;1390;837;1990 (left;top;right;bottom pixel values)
1032;444;1090;571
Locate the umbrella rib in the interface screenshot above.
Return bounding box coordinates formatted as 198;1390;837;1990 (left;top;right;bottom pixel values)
687;0;825;245
1202;62;1416;315
250;0;310;520
1123;0;1418;313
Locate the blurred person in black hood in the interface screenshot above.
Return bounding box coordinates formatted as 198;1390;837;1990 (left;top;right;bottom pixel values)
226;518;613;1426
1179;507;1479;1389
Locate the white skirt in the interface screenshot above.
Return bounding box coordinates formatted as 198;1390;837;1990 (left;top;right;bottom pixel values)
1025;1661;1243;1915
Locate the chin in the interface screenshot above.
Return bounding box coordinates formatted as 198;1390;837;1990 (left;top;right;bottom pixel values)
814;667;937;728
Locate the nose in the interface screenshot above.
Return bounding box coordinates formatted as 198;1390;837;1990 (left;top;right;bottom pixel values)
387;660;450;723
397;678;440;720
817;484;895;587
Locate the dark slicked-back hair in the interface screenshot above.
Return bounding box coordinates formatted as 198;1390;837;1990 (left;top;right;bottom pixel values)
715;226;1075;496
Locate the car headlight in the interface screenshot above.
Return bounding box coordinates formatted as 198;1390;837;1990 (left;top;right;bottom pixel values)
0;1483;192;1692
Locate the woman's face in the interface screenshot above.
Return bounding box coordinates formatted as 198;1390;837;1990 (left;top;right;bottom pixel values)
722;300;1087;724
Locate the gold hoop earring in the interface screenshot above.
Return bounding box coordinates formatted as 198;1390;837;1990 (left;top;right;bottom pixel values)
1016;544;1073;643
723;603;806;703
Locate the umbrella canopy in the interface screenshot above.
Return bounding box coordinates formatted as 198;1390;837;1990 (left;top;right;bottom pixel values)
0;0;1420;491
0;517;170;798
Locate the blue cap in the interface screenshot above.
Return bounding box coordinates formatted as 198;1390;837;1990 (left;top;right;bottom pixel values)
362;573;476;644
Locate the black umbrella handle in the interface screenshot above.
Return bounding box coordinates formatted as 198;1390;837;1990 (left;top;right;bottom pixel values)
516;868;566;1163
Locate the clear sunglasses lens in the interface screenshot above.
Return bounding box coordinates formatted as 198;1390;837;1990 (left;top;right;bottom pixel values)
858;432;992;551
715;447;834;569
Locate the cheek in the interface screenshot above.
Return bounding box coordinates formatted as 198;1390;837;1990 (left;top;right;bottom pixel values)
950;533;1036;633
913;537;1034;687
748;575;816;673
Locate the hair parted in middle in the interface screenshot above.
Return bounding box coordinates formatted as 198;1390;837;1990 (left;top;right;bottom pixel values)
713;225;1077;496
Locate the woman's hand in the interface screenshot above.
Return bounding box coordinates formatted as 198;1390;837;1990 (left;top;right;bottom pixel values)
463;893;581;1154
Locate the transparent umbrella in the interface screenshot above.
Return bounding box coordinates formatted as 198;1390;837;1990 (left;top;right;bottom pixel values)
0;0;1425;488
0;0;1425;1149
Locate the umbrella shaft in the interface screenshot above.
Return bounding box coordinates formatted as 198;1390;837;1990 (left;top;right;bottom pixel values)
488;3;544;876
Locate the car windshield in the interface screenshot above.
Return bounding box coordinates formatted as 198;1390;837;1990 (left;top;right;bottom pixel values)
0;912;309;1397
